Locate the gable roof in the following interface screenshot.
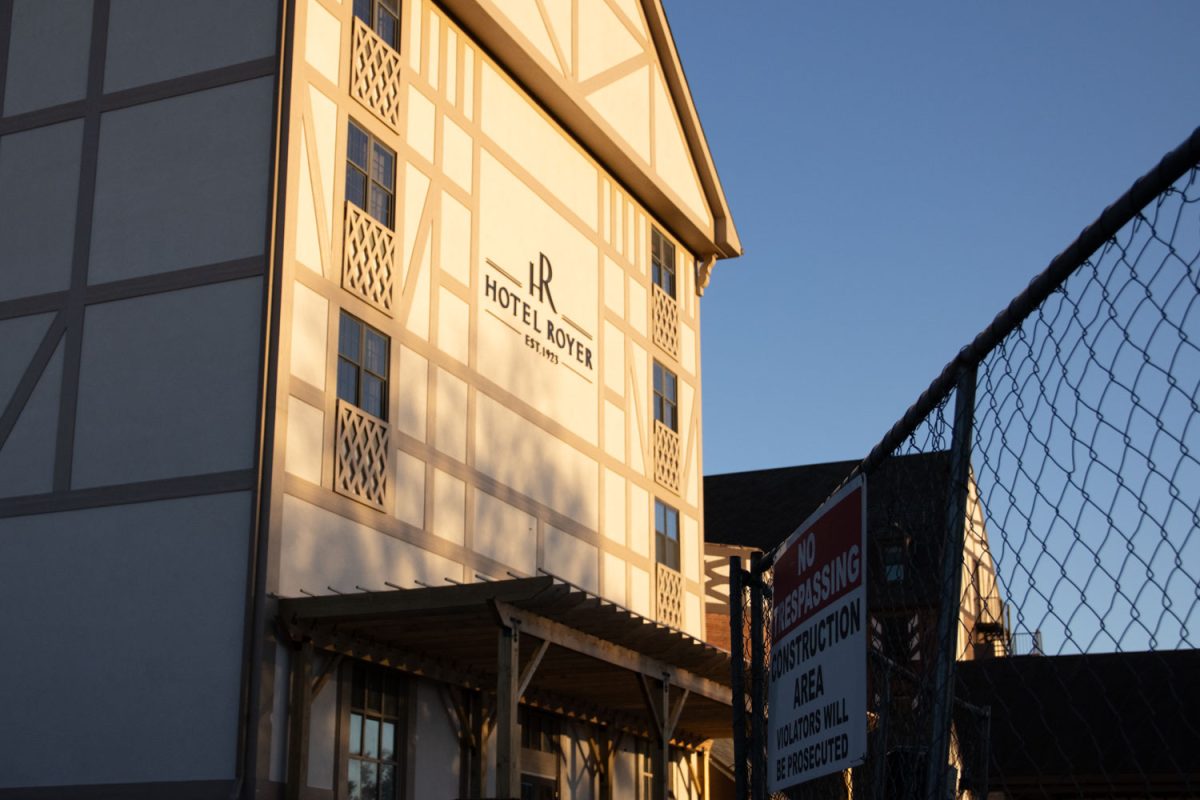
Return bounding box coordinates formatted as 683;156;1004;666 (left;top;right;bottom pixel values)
439;0;741;263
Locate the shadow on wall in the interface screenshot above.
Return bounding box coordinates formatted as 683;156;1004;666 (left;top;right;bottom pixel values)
283;295;607;599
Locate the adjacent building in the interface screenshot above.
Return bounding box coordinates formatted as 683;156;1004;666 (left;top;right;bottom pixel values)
702;454;1009;797
0;0;740;797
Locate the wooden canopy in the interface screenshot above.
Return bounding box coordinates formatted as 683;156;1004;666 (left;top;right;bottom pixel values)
277;576;733;798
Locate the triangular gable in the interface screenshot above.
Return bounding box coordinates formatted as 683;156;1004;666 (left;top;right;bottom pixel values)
462;0;741;260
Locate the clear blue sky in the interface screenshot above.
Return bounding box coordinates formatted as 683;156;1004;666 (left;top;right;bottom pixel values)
664;1;1200;475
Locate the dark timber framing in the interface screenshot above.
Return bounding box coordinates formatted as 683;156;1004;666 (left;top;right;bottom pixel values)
0;40;277;489
52;0;110;491
0;3;285;798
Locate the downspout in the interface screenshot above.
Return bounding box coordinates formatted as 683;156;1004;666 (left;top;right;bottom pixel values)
236;0;296;796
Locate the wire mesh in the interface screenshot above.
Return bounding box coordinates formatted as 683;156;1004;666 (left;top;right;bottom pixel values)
958;164;1200;798
735;138;1200;799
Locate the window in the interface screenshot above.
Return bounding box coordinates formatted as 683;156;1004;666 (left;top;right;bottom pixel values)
883;544;905;582
652;361;677;432
651;227;676;298
347;120;396;227
519;706;558;754
346;661;406;800
353;0;401;50
338;311;389;419
655;499;680;571
881;532;910;583
636;738;656;799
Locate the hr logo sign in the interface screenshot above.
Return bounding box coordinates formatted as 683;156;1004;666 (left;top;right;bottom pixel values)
528;252;557;313
483;251;594;380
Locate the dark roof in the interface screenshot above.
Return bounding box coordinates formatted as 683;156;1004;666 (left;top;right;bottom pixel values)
956;650;1200;796
704;452;952;553
705;459;859;551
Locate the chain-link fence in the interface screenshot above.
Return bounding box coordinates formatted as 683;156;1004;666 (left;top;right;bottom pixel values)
732;127;1200;799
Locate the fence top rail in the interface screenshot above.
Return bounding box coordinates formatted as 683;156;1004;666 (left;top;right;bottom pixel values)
760;125;1200;569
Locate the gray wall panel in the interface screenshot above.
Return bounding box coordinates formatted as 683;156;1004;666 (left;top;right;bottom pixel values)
72;278;263;488
0;339;61;497
0;492;252;786
2;0;92;116
105;0;279;92
0;121;83;301
88;78;273;283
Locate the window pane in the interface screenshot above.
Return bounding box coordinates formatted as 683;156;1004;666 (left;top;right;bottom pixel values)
368;186;392;227
653;363;663;393
372;144;395;191
348;759;363;800
667;509;678;540
364;717;380;758
655;501;665;533
346;167;368;212
365;330;388;375
669;539;680;570
350;712;364;755
362;374;384;418
656;533;666;565
380;764;396;800
381;721;396;760
352;662;366;707
665;405;675;431
348;123;369;169
376;13;397;48
383;677;399;717
665;371;676;402
360;761;378;800
353;0;371;27
368;669;382;711
338;360;359;405
340;314;363;359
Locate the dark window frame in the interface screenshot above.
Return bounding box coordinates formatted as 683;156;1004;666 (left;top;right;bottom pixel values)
655;499;680;571
353;0;401;50
346;119;397;228
652;361;678;433
340;660;408;800
651;227;676;299
338;311;390;420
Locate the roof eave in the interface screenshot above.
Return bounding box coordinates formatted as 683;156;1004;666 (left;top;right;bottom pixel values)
437;0;741;262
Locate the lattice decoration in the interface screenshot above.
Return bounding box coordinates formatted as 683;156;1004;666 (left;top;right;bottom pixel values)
335;399;389;511
653;419;681;494
655;562;684;629
351;18;402;131
343;202;396;315
651;283;679;358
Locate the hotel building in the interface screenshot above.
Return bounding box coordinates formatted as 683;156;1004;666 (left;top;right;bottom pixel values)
0;0;740;798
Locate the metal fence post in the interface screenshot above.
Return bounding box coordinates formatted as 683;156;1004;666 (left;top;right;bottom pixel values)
730;556;747;800
750;551;766;800
924;365;978;800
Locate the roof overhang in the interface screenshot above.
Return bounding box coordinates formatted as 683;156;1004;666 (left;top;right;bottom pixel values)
435;0;741;263
278;576;734;744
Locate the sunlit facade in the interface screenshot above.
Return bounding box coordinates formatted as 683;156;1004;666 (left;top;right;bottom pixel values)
0;0;739;797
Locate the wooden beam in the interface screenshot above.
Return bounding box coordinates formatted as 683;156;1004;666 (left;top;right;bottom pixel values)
496;625;520;799
666;689;690;741
285;641;313;800
310;652;342;697
638;674;664;734
471;691;489;798
494;601;732;705
518;638;550;698
278;576;557;622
